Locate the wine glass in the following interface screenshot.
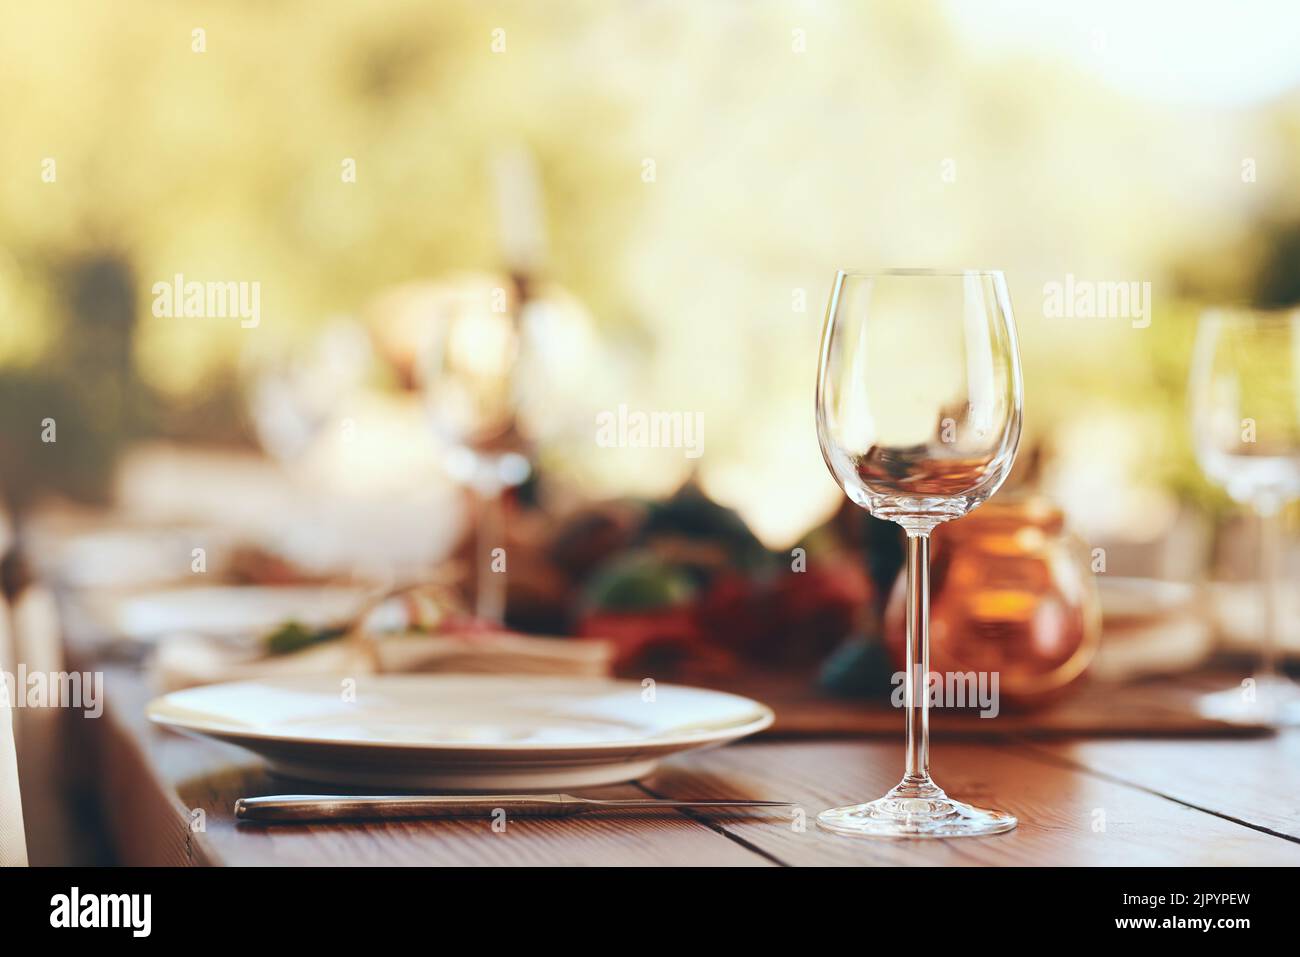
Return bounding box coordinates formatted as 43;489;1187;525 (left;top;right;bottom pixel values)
243;318;375;466
415;289;531;623
815;269;1023;838
1189;307;1300;725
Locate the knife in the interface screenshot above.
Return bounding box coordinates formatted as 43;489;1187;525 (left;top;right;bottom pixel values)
234;793;795;823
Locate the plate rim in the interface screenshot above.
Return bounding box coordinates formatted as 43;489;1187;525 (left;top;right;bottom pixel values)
146;673;775;753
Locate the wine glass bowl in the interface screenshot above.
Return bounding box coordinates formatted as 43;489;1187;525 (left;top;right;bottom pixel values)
815;269;1024;838
243;319;374;465
421;306;521;455
1190;308;1300;508
817;270;1022;533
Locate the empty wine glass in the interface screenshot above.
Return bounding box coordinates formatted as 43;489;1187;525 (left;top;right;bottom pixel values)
1189;307;1300;725
815;269;1023;838
244;319;374;465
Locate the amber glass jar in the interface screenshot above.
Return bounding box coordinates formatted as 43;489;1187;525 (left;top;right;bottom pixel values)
884;498;1101;709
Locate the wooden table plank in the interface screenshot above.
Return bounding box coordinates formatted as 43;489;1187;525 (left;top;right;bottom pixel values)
638;738;1300;866
1023;735;1300;842
84;665;770;866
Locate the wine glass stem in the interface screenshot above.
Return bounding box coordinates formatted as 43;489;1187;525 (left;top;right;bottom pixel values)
1255;498;1281;682
903;530;932;788
475;485;506;624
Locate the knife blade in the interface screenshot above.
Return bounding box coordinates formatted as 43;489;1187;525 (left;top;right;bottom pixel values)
234;793;795;823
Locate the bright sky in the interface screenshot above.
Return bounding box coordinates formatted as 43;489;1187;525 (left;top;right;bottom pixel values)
944;0;1300;107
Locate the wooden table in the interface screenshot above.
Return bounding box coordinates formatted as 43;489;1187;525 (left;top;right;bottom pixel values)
74;660;1300;866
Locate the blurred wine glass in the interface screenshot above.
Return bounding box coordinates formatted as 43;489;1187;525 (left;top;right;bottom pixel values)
816;269;1022;838
244;319;373;465
415;286;531;623
1189;307;1300;724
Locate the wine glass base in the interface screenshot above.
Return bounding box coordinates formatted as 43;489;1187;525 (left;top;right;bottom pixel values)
1196;675;1300;727
817;781;1017;839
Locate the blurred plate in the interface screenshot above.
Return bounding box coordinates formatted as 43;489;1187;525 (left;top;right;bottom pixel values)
1093;577;1211;680
1209;582;1300;658
1098;576;1196;627
147;674;774;790
28;521;239;589
85;585;369;643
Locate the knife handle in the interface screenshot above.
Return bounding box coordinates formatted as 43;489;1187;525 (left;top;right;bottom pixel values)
235;793;581;823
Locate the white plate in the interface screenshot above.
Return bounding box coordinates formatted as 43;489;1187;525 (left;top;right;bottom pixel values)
1097;576;1195;624
35;524;237;589
148;674;774;790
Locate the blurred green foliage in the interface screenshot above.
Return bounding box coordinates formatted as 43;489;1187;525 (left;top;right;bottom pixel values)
2;1;1299;538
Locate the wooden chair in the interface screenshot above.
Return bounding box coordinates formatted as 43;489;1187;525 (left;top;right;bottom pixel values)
0;592;29;866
